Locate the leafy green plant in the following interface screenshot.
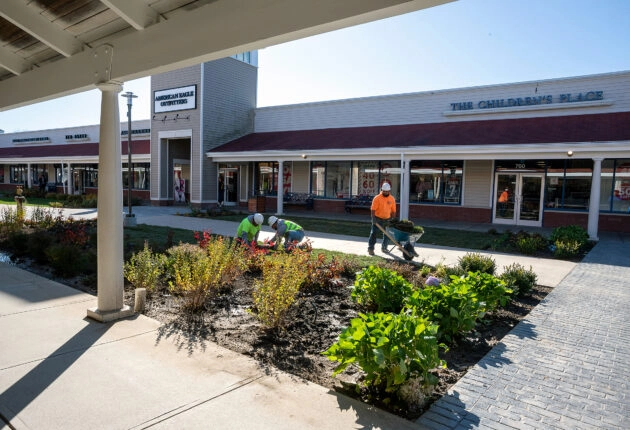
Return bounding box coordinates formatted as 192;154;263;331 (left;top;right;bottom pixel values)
252;251;310;328
351;265;414;313
500;263;537;296
458;252;496;275
462;271;512;312
406;276;485;342
124;241;166;293
323;311;445;399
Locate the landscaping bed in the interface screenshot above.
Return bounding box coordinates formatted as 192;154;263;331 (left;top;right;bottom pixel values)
13;252;551;421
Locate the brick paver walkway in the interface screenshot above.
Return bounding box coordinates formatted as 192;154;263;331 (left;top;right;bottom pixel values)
417;260;630;429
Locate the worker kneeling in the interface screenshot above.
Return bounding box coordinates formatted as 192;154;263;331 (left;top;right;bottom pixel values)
268;215;306;251
236;213;264;246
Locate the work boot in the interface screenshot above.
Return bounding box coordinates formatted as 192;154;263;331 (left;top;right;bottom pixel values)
368;248;375;256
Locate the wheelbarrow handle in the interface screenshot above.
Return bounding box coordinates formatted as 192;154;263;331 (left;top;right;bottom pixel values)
374;222;414;260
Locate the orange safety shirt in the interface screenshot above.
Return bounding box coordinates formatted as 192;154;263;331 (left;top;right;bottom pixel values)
371;193;396;219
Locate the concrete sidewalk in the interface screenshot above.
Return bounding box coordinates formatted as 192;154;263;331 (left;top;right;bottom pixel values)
1;205;628;429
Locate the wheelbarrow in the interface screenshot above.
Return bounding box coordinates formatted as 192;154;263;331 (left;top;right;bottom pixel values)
374;223;423;261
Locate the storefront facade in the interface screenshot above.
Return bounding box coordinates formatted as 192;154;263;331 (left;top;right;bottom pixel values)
207;70;630;237
0;120;151;200
2;61;629;239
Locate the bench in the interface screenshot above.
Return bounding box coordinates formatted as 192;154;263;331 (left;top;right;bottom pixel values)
344;195;373;213
283;192;315;210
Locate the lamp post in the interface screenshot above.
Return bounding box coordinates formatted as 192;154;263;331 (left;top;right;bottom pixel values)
122;91;137;225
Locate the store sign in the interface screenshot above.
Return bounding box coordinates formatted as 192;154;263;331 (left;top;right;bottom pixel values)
65;133;89;141
450;90;603;112
121;128;150;136
12;136;50;144
154;85;197;113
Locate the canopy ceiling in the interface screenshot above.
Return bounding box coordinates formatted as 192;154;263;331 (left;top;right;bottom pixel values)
0;0;453;112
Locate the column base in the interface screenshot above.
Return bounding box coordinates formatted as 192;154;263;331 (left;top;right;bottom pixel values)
87;305;134;323
123;213;137;227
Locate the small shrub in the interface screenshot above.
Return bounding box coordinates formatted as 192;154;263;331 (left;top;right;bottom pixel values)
501;263;537;296
3;231;31;257
458;252;496;275
550;225;589;245
124;241;166;293
166;237;247;311
550;225;589;258
27;231;55;264
0;206;20;234
553;240;582;259
45;244;86;277
323;311;445;400
351;265;414;313
252;251;310;328
515;232;548;255
433;262;464;284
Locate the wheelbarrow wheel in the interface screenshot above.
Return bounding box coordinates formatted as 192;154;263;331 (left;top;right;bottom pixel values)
403;243;415;261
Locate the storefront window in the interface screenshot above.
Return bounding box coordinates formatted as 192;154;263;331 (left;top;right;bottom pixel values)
380;161;401;198
310;162;325;197
54;164;65;186
0;166;4;183
600;159;630;213
325;161;351;198
545;160;592;210
354;161;381;196
409;160;463;204
256;162;278;195
122;163;149;190
9;164;27;184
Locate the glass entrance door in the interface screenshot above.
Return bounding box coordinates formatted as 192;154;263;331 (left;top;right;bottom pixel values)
494;173;544;227
219;166;239;206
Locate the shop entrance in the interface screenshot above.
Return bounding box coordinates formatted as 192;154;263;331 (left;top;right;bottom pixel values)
218;166;239;206
493;172;544;227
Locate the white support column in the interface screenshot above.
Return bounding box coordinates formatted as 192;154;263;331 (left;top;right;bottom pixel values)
276;160;284;215
87;81;133;322
27;163;32;189
587;157;603;241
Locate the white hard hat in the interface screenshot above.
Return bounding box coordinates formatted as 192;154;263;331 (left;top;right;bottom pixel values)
381;183;391;191
253;213;264;226
268;215;278;227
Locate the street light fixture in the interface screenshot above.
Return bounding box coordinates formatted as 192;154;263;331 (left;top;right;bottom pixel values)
122;91;137;223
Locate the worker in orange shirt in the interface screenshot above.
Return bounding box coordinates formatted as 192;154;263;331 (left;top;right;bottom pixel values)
368;182;397;255
498;187;509;216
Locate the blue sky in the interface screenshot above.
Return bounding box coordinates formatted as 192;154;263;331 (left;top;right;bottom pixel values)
1;0;629;133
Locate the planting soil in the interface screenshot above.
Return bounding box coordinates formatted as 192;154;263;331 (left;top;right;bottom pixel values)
15;256;551;421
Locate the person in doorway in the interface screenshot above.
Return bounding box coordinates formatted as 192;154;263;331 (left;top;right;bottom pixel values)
267;216;305;251
367;182;397;255
236;213;264;245
38;174;46;194
218;175;225;207
498;187;509;216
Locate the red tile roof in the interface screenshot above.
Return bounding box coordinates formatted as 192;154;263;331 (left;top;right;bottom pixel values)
0;140;150;159
210;112;630;153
